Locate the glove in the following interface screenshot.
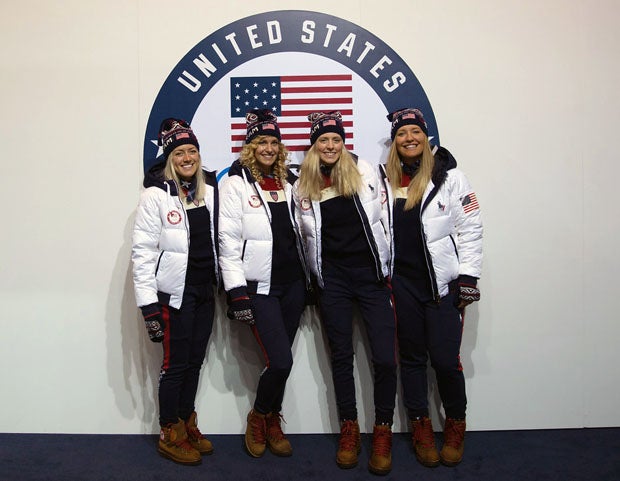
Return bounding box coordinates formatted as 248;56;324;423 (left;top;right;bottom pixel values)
226;290;255;325
305;281;318;306
457;275;480;309
140;303;165;343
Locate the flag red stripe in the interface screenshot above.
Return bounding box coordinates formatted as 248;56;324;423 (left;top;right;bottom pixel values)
231;120;354;129
232;143;354;153
281;74;352;82
282;97;352;105
281;86;352;93
231;133;354;141
279;109;353;117
282;132;353;140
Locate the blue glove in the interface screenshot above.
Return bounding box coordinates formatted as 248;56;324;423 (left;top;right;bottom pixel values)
226;289;255;325
457;275;480;308
140;303;165;342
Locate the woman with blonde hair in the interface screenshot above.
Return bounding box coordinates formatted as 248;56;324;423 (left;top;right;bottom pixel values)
378;108;483;468
132;118;219;465
219;109;308;459
294;111;397;475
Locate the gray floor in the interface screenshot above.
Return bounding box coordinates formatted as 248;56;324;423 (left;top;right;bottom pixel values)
1;428;619;480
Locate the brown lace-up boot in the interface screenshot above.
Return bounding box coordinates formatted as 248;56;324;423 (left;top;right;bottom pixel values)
185;411;213;455
368;424;393;475
266;412;292;456
245;409;267;457
411;416;440;467
336;419;361;469
158;419;201;465
440;418;466;466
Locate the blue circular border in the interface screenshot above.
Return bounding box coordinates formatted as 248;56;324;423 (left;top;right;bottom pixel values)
144;10;438;172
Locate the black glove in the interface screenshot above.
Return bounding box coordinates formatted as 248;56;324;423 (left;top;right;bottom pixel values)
305;282;318;306
226;290;255;325
457;275;480;308
140;303;165;342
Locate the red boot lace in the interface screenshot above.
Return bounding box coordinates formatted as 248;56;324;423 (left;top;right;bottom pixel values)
164;423;195;452
339;420;359;451
249;412;267;444
175;437;195;452
413;418;435;448
444;419;465;448
267;413;286;441
171;427;195;452
372;426;392;457
186;425;203;442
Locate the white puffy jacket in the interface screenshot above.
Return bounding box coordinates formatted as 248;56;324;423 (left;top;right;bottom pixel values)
218;161;307;296
378;146;483;299
293;157;390;288
132;164;219;309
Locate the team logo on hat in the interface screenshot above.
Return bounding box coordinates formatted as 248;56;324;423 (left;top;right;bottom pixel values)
143;10;438;179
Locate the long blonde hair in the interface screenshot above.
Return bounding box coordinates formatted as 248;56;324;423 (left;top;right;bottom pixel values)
164;155;206;203
239;136;290;187
385;135;434;210
297;144;362;201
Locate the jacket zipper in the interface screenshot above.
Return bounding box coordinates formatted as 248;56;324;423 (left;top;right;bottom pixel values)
353;193;384;282
419;189;440;302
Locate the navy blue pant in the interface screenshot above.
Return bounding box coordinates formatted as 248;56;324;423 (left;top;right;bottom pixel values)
318;263;397;425
159;283;215;426
250;277;305;415
392;273;466;420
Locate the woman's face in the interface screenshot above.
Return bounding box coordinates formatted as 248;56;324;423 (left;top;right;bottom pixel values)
170;144;200;180
315;133;343;165
253;136;280;174
394;124;426;163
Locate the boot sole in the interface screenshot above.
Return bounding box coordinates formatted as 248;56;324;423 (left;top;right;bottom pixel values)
416;454;440;468
157;448;201;466
268;446;293;457
439;448;463;467
368;463;391;475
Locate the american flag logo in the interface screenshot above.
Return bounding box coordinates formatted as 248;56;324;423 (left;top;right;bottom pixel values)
230;75;354;153
175;133;190;140
462;192;480;213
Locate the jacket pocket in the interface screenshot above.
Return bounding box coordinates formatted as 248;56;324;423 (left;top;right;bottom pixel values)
155;251;165;275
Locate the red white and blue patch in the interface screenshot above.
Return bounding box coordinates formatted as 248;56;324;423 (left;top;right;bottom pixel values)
248;195;262;208
461;192;479;214
166;210;182;225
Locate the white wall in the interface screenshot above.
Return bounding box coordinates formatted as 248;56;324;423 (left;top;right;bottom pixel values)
1;0;618;434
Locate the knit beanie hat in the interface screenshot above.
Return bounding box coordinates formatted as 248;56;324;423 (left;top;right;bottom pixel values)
158;118;200;159
245;109;281;143
308;111;346;145
386;108;428;140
